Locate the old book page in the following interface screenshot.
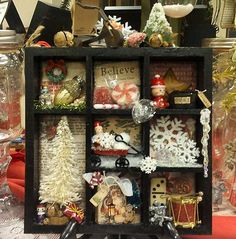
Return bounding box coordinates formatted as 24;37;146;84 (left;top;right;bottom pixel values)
220;0;236;29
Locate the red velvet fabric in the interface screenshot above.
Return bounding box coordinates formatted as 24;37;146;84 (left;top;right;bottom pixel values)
7;150;25;202
183;216;236;239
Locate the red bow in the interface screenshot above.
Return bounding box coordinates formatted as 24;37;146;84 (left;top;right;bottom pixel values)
45;59;67;75
64;203;84;223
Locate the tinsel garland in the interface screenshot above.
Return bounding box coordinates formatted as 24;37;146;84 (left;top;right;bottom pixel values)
34;101;86;111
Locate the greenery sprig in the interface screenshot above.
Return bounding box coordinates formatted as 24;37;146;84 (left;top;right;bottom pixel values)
34;101;86;111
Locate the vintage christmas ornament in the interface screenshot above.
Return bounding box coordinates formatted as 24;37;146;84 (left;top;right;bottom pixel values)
39;85;52;106
200;108;211;178
125;32;146;48
139;156;157;174
151;74;169;109
89;171;103;189
64;203;85;223
167;192;203;229
132;99;156;124
54;75;85;105
143;3;174;47
111;82;139;106
45;59;67;83
149;33;163;48
54;31;74;47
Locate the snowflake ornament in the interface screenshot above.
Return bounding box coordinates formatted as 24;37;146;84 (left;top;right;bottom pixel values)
139;156;157;174
150;116;201;167
150;116;185;149
173;136;200;164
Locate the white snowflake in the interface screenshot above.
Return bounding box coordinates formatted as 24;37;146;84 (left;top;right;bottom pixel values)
96;15;134;39
150;116;200;166
150;116;185;150
173;135;200;164
139;156;157;174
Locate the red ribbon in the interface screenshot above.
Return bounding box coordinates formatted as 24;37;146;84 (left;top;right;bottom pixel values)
45;59;67;75
64;203;84;223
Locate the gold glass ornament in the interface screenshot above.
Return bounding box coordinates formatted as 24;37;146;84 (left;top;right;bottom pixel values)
54;75;85;105
54;31;74;47
149;33;163;48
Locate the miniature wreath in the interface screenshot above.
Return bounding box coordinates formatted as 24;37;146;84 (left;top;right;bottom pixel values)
45;59;67;83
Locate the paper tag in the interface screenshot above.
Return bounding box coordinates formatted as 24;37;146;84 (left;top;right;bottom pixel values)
197;91;212;108
90;185;109;207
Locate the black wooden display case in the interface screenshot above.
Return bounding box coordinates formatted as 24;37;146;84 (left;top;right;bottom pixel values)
24;47;212;237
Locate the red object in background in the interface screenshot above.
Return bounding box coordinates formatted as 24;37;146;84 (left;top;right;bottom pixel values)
35;41;51;47
229;175;236;207
7;150;25;202
183;216;236;239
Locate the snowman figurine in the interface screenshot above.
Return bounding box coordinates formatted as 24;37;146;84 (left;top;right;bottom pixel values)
151;74;169;109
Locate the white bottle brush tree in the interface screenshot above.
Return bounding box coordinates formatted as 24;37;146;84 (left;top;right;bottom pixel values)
39;116;81;205
143;3;174;46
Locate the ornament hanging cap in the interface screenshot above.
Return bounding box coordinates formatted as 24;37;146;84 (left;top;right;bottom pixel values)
151;74;165;88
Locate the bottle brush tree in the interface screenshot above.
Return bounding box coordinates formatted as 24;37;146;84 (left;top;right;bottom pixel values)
39;116;81;205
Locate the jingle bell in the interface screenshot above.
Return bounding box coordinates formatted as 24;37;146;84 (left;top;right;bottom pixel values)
54;31;74;47
149;33;163;48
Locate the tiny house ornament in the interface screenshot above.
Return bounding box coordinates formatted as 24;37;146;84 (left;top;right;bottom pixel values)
151;74;169;109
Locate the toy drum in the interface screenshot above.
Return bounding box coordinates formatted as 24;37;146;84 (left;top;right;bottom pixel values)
167;192;203;229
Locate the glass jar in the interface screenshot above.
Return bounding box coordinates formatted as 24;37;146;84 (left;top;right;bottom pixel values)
0;30;23;133
0;30;23;225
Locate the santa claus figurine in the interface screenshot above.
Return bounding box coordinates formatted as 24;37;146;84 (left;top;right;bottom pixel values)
151;74;169;109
